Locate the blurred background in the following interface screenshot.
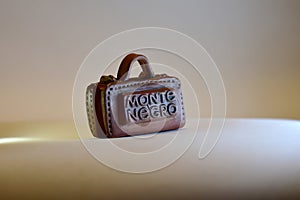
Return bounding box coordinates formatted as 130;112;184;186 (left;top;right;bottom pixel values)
0;0;299;122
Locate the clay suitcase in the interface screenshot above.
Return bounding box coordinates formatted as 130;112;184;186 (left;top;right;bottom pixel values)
86;53;185;138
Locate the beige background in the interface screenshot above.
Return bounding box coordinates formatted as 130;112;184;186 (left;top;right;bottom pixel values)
0;0;299;122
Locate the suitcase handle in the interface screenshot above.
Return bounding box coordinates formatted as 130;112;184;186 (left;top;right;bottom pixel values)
117;53;155;81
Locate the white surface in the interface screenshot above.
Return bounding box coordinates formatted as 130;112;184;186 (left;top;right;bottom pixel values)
1;119;300;199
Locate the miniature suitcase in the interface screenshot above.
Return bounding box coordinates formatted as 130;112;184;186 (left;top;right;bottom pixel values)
86;53;185;138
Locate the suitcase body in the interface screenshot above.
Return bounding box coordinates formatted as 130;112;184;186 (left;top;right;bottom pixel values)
86;54;185;138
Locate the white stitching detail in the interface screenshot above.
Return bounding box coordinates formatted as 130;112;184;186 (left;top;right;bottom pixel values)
105;78;185;135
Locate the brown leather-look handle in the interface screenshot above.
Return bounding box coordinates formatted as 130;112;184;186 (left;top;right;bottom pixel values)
117;53;155;81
